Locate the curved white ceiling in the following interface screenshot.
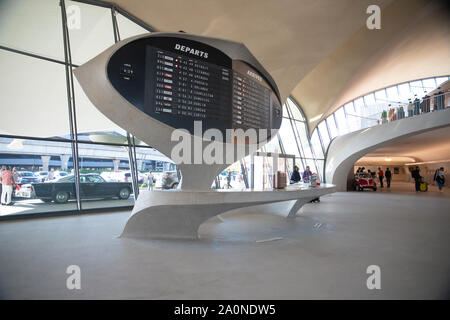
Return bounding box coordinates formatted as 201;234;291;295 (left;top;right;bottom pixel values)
111;0;450;133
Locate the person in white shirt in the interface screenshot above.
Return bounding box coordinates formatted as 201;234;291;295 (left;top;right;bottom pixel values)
46;168;55;181
147;170;154;190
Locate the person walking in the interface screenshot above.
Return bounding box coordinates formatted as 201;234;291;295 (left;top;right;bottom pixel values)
302;166;313;183
147;170;154;190
385;168;392;188
411;166;421;192
435;167;445;192
1;166;14;206
378;167;384;188
290;166;301;184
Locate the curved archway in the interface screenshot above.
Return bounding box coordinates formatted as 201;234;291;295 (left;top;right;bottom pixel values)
325;108;450;190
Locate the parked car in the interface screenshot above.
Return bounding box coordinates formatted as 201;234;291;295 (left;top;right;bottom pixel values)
53;171;69;180
34;171;48;182
15;183;36;199
103;171;144;184
354;173;377;191
30;173;133;203
17;171;40;185
161;171;179;189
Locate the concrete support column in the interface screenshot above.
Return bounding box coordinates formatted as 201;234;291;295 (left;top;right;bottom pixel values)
113;159;120;171
41;156;51;172
137;159;144;171
60;154;71;170
163;162;171;172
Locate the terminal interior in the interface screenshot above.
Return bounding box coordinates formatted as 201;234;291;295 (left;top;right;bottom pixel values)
0;0;449;299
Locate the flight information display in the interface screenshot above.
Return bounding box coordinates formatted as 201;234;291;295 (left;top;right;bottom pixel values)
146;46;232;125
106;35;282;140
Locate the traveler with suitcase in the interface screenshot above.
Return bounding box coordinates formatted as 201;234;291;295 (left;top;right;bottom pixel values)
435;167;446;192
411;166;422;192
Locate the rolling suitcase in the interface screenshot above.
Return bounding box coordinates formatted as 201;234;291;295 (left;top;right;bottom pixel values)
273;171;286;189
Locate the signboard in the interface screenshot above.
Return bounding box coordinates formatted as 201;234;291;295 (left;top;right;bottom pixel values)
107;35;282;140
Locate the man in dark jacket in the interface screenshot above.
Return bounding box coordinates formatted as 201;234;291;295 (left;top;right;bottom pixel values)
385;168;392;188
290;166;301;184
411;166;421;192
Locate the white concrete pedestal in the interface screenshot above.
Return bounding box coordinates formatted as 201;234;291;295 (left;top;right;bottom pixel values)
120;184;336;240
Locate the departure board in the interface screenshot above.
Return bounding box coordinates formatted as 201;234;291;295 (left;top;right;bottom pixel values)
146;46;232;124
106;35;282;140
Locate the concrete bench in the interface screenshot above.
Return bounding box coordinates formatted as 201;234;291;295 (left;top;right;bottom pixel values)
120;184;336;240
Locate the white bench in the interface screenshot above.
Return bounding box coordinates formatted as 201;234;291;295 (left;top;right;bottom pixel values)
120;184;336;240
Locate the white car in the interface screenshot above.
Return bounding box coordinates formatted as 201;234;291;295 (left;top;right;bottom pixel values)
34;171;48;182
44;170;69;182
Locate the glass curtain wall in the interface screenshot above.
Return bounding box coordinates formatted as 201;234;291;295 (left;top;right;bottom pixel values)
0;0;161;217
312;76;450;162
219;97;325;189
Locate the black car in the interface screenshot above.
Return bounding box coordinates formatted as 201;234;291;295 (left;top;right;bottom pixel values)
32;173;133;203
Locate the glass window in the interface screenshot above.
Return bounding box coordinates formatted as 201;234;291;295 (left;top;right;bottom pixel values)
310;130;324;159
116;13;150;40
435;77;449;87
334;107;348;135
326;115;338;139
294;159;305;173
409;80;425;98
364;94;379;119
282;103;289;118
294;122;313;158
67;1;115;65
74;75;128;138
76;142;134;209
0;0;64;60
422;78;436;93
315;160;324;181
386;86;400;102
278;119;299;156
0;50;70;137
344;102;359;132
286;99;305;121
397;83;411;101
317;121;330;151
0;138;78;216
261;135;282;154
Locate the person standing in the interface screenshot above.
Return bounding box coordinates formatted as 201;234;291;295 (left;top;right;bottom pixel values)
385;168;392;188
290;166;301;184
302;166;313;183
1;166;14;206
12;167;21;185
46;168;55;181
411;166;421;192
147;170;154;190
226;171;232;189
435;167;446;192
378;167;384;188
